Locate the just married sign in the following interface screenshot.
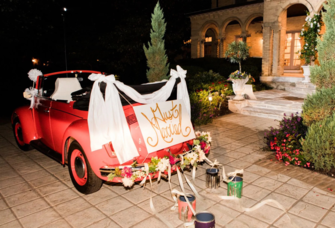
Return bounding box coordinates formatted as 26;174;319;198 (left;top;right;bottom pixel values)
133;100;195;153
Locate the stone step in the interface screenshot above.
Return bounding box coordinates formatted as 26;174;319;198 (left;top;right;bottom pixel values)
285;85;315;96
246;99;303;112
295;82;316;89
240;106;299;120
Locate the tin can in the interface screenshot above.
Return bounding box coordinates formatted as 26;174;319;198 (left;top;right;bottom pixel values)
206;168;220;189
194;211;215;228
227;176;243;198
178;194;196;222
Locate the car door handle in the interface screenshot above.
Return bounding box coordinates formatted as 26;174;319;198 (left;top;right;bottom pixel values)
44;109;49;113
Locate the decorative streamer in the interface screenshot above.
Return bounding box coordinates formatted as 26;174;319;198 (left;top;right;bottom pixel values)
23;87;38;109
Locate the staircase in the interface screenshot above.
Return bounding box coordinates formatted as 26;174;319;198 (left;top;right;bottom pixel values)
284;82;316;96
228;89;305;120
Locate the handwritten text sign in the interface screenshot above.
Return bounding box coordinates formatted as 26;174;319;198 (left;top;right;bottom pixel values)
133;100;195;153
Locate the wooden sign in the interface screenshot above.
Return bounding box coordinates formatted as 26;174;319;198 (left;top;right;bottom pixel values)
133;100;195;153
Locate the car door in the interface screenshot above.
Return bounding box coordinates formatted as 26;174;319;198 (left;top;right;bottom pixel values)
34;76;55;149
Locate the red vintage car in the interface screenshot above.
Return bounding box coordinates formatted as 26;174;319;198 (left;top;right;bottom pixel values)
12;70;192;194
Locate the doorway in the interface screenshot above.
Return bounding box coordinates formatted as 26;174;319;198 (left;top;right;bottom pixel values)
284;32;302;70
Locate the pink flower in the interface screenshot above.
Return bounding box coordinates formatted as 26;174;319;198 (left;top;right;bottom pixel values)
307;162;310;167
200;141;206;150
204;145;211;154
122;167;133;178
295;157;298;161
169;156;177;165
285;161;290;166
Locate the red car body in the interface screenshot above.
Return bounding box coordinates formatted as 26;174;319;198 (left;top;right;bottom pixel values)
12;70;192;194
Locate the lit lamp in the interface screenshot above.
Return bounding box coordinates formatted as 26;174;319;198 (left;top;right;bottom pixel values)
208;93;212;102
32;58;38;66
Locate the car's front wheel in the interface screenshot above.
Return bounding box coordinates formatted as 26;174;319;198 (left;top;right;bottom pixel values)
68;141;103;194
12;118;32;151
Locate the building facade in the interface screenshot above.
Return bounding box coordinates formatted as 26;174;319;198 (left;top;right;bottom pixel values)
188;0;326;82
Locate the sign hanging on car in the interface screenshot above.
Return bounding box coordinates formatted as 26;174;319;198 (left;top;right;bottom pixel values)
133;100;195;153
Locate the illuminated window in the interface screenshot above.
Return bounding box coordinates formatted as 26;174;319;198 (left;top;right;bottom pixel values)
205;37;212;42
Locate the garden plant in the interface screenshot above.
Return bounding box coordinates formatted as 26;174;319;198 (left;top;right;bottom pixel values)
302;0;335;171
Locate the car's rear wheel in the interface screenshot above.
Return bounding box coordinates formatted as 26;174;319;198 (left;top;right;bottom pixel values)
68;141;103;194
12;118;32;151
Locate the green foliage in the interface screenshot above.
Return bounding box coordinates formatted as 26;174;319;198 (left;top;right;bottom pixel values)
228;70;250;80
143;1;169;82
187;70;224;90
299;12;323;64
176;57;262;83
302;113;335;171
310;0;335;89
190;84;232;126
302;86;335;126
225;41;250;72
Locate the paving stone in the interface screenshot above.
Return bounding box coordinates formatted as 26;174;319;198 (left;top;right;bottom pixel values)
44;188;79;206
85;218;121;228
19;208;61;228
321;211;335;227
80;187;117;205
0;220;23;228
265;171;291;182
0;182;33;197
263;192;297;211
289;201;327;222
302;190;335;209
245;204;284;224
36;181;68;196
227;214;268;228
110;206;152;228
132;216;168;228
0;208;16;226
275;183;309;200
242;184;271;201
121;187;156;204
253;177;284;191
287;178;314;190
207;203;241;226
65;207;106;228
54;197;91;217
96;196;133;216
274;213;316;228
12;198;50;218
39;219;71;228
245;165;271;175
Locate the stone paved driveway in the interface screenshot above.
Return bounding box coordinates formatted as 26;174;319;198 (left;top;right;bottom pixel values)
1;113;335;228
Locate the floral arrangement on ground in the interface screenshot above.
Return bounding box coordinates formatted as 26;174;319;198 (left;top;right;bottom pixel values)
107;131;211;187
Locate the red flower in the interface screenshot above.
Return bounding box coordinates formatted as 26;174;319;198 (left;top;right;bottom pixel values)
212;82;215;85
218;81;222;84
224;84;228;87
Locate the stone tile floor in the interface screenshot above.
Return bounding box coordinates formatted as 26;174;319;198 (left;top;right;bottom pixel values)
1;113;335;228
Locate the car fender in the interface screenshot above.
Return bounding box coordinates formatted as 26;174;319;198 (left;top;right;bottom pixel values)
62;119;114;180
12;106;38;144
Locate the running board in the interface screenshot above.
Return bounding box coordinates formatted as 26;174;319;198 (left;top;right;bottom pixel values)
30;140;63;164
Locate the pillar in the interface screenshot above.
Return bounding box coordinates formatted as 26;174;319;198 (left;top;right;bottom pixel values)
262;22;272;76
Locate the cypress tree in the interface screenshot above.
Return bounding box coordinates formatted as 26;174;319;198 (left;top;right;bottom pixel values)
143;1;169;82
310;0;335;89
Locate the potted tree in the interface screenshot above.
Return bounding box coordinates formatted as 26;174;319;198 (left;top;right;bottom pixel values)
225;41;251;100
299;12;323;83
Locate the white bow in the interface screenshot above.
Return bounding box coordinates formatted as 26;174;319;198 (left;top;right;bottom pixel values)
170;65;187;79
23;87;38;109
28;69;42;82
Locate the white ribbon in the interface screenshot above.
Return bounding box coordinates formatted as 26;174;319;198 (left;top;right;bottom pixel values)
88;74;139;164
87;66;191;164
23;87;38;109
150;197;174;228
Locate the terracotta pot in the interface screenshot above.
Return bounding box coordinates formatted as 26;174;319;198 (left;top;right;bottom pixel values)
232;78;249;100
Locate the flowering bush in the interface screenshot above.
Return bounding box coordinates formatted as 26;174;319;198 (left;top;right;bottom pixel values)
107;132;212;187
265;113;308;167
299;12;323;64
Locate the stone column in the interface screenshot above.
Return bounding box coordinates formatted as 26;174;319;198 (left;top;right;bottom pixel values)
278;15;287;76
191;37;198;59
262;22;272;76
199;39;205;58
219;37;225;58
272;23;281;76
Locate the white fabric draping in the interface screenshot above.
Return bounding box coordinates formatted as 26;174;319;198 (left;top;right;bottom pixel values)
88;66;190;164
88;74;139;164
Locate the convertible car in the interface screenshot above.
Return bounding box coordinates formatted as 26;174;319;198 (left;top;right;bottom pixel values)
12;70;192;194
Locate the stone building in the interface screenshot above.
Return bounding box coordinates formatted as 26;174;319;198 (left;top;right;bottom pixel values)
188;0;326;85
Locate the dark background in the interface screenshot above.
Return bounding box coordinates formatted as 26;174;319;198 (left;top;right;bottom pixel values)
0;0;210;121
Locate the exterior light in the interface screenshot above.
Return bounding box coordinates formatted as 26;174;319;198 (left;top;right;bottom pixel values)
208;93;213;102
63;7;67;12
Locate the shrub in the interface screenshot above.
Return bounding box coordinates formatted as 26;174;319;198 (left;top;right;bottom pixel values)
302;86;335;126
310;0;335;89
264;113;308;166
187;70;225;91
190;82;232;125
301;113;335;171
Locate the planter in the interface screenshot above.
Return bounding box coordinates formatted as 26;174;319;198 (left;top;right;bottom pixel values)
232;78;249;100
302;65;311;83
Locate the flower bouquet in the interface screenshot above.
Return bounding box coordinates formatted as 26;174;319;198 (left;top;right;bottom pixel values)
107;132;212;188
228;71;251;100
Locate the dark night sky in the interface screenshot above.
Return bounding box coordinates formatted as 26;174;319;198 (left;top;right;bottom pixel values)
0;0;210;118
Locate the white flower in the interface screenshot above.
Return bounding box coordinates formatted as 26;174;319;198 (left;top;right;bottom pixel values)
28;69;42;82
133;170;146;179
185;152;198;165
208;136;212;143
195;131;201;137
122;177;134;187
318;29;320;32
318;23;320;27
197;150;206;162
156;158;170;172
305;47;307;49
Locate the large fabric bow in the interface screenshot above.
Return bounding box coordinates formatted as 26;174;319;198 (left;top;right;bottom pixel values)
23;87;38;109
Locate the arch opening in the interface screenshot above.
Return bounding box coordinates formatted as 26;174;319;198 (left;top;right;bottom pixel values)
204;28;218;58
